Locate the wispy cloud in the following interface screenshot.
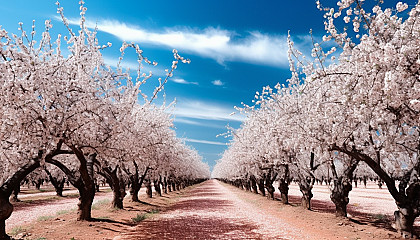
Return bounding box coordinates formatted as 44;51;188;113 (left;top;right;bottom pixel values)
211;80;224;86
171;100;245;122
171;78;198;85
182;138;227;146
102;55;165;75
64;18;289;67
173;118;203;126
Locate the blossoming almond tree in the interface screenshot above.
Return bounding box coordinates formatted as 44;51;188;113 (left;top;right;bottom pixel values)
0;1;205;238
291;0;420;236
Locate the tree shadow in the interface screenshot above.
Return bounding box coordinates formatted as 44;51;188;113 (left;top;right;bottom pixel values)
122;216;274;240
276;192;420;236
134;200;160;208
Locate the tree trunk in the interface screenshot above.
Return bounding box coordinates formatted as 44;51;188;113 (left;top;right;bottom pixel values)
257;178;265;196
154;180;162;197
145;180;152;198
0;196;13;240
265;170;277;200
171;180;176;192
278;179;289;204
131;167;149;202
168;180;172;192
0;155;42;239
300;187;313;210
130;181;140;202
111;186;125;209
393;207;416;238
243;179;250;191
297;176;314;210
77;186;95;221
110;171;126;209
44;168;65;197
330;178;352;217
163;177;168;194
250;176;258;194
9;184;21;203
54;179;65;197
74;152;96;221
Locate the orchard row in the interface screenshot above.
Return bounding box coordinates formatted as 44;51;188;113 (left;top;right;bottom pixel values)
213;1;419;238
0;2;209;239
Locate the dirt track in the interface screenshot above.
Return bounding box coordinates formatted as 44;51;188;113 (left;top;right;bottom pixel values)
119;179;308;240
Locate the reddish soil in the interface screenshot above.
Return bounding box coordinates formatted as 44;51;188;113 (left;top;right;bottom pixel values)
7;180;416;239
117;180;405;239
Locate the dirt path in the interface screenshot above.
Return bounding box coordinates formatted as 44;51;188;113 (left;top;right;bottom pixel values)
119;179;309;240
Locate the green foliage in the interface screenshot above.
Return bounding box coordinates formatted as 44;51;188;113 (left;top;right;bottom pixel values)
132;209;160;223
56;209;70;215
132;213;147;223
91;199;110;210
9;226;26;236
37;215;54;221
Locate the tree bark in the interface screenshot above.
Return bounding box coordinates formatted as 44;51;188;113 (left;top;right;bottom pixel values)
265;170;277;200
9;184;21;203
0;153;42;239
145;179;152;198
393;208;416;238
68;150;96;221
77;184;95;221
278;164;291;204
44;168;65;197
298;175;314;210
154;179;162;197
250;176;258;194
130;166;149;202
330;177;353;217
278;179;289;204
257;178;266;196
111;169;126;209
168;179;172;192
0;195;13;240
163;177;168;194
300;188;313;210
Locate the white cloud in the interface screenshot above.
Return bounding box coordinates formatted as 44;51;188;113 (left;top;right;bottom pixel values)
182;138;227;146
171;78;198;85
171;100;245;122
64;18;289;67
211;80;224;86
173;118;202;125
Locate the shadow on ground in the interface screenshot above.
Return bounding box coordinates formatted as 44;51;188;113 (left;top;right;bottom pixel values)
121;183;288;240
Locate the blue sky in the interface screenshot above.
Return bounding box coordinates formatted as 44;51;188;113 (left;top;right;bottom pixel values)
0;0;346;169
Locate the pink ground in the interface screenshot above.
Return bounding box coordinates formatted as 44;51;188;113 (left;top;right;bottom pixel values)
119;179;309;239
7;180;419;239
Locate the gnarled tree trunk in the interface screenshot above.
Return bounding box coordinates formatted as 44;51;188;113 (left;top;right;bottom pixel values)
75;153;97;220
163;176;168;194
154;179;162;197
44;168;65;197
9;184;21;203
298;175;315;210
0;153;42;239
264;170;278;200
250;175;258;194
278;164;291;204
278;179;289;204
330;177;352;217
145;179;152;198
0;195;14;240
257;177;266;196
